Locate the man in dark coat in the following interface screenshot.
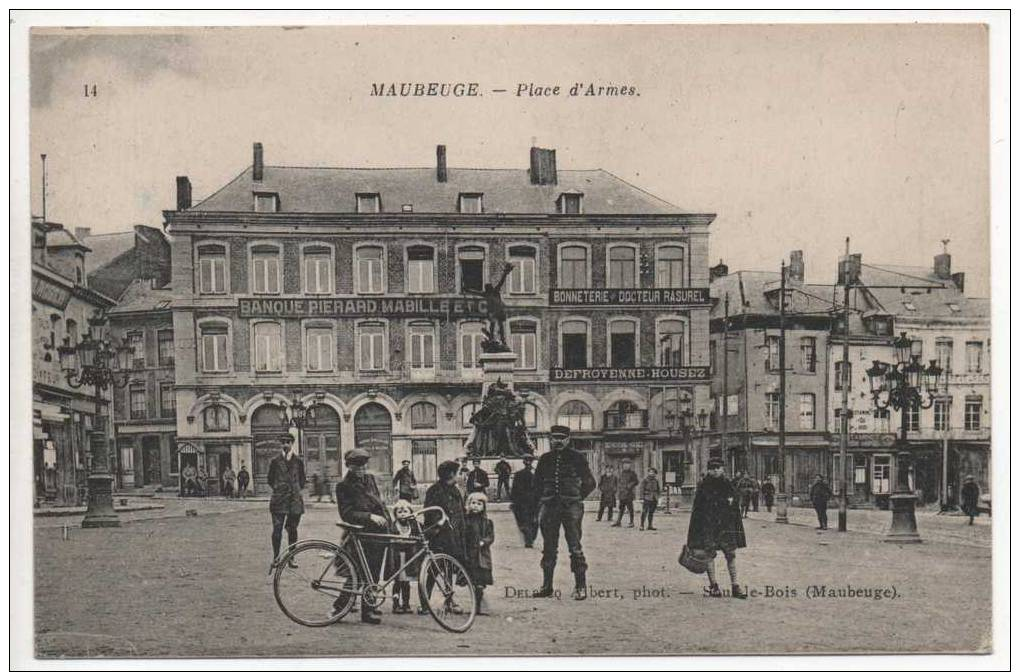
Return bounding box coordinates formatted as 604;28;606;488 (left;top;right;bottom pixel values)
392;459;417;501
961;474;980;525
596;465;618;522
336;447;390;625
510;455;539;547
686;457;747;598
760;478;776;512
533;425;597;600
809;474;833;530
466;458;490;495
494;459;513;501
237;463;250;498
267;434;305;570
612;459;640;527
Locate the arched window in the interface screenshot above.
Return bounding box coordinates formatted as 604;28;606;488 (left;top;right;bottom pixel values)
560;319;589;369
608;245;637;288
557;400;593;432
524;402;539;429
407;245;436;294
606;400;643;430
459;321;485;371
199;321;230;373
356;321;387;371
251;244;281;295
408;321;436;371
203;404;230;432
355;246;385;294
558;244;589;289
253;322;283;372
197;243;227;294
303;244;333;295
657;318;686;367
409;402;438;429
608;318;638;368
655;245;685;288
509;319;538;371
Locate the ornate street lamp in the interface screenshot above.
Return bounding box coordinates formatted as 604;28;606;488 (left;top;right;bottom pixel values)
277;393;318;455
866;332;944;543
56;312;133;528
663;393;708;513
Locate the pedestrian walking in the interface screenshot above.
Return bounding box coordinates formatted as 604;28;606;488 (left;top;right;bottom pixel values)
466;458;490;495
596;465;618;522
760;478;776;512
533;425;597;601
424;461;468;613
639;467;661;531
494;459;513;501
612;459;640;528
686;457;747;599
510;455;539;548
336;447;390;625
810;474;833;530
237;463;250;498
961;475;980;525
268;434;306;571
464;492;495;615
734;471;753;518
222;465;236;499
392;459;418;502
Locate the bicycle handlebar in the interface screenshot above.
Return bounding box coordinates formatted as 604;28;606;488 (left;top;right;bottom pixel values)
414;506;449;534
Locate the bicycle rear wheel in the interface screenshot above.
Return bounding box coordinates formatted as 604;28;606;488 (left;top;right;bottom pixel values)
417;552;477;633
273;540;361;627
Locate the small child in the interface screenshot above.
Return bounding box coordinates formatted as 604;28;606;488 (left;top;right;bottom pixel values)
463;491;495;615
390;499;423;614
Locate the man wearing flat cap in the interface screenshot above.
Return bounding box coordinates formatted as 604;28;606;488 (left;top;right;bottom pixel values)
267;433;306;571
510;454;539;547
533;425;597;600
392;458;417;501
336;447;390;624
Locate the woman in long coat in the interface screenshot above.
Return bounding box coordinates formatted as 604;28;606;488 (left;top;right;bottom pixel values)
686;457;747;598
424;460;467;562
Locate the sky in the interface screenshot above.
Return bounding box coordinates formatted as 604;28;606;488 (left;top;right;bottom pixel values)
28;24;990;295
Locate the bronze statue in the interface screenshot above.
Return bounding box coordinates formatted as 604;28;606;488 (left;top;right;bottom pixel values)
465;262;514;352
465;380;536;458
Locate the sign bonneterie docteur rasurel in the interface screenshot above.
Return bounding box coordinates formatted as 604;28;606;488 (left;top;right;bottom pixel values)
238;296;489;319
550;367;711;382
549;287;710;307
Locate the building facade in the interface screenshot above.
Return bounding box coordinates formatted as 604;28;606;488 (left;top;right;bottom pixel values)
163;143;714;497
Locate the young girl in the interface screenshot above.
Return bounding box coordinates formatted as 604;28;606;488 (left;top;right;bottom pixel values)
390;499;423;614
463;492;495;615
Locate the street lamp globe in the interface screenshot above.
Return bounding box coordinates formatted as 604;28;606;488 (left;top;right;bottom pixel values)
924;359;944;396
696;408;708;431
904;357;923;389
893;332;913;365
57;338;78;374
866;360;888;393
78;336;98;368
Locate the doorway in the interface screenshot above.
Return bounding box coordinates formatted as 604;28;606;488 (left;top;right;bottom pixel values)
354;402;392;497
142;436;162;486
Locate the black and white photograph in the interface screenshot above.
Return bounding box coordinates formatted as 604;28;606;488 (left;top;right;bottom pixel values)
9;11;1009;668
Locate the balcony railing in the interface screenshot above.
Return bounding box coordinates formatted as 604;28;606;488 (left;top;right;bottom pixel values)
603;410;649;431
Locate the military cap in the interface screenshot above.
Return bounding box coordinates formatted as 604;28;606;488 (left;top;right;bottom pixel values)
344;448;371;466
549;425;571;439
707;457;725;469
278;433;295;444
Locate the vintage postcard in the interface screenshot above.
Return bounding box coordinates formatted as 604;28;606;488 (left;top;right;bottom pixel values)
10;11;1008;667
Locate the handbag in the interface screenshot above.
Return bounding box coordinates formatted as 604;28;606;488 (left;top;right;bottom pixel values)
678;545;713;574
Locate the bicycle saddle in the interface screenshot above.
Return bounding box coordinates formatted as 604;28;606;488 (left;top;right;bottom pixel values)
335;520;364;531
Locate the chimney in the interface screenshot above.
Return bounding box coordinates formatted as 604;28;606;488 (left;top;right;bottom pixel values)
951;272;965;293
787;250;804;285
710;259;729;280
837;253;861;286
75;227;91;242
934;252;952;280
253;142;264;182
175;176;192;211
529;146;558;185
436;145;447;183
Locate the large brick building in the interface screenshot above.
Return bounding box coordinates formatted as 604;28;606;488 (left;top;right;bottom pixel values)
162;143;714;497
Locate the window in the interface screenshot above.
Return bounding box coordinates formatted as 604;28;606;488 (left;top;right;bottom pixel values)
657;319;686;366
911;339;924;360
129;384;146;420
965;396;982;431
559;245;589;289
834;361;851;392
508;246;537;295
966;341;983;373
523;403;539;429
934;397;951;431
66;319;78;347
510;320;537;370
461;402;480;428
607;400;644;430
458;246;485;293
160;382;175;418
609;320;637;368
356;193;381;213
558;192;583;214
251;245;281;294
408;322;436;371
560;319;589;369
253;322;283;372
460;321;484;370
936;338;953;374
158;329;174;367
905;404;919;432
406;245;436;294
608;245;637;288
200;323;229;373
357;322;386;372
800;337;816;373
799;393;815;430
872;455;892;495
557;400;594;432
126;331;145;369
306;326;334;372
655;245;685;288
873;408;891;433
203;405;230;432
253;192;279;213
411;440;438;482
197;244;227;294
458;193;483;214
409;402;438;429
765;335;780;372
867;316;893;336
303;246;333;295
765;392;780;429
355;246;385;294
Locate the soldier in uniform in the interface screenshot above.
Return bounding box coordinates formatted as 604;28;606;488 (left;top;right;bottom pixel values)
533;425;597;600
392;459;417;501
267;434;305;570
510;455;539;547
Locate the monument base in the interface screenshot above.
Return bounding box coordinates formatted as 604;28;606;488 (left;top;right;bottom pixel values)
81;473;121;528
774;493;789;524
884;492;922;543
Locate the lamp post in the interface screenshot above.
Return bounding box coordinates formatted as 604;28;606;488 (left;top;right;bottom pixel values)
865;332;944;543
664;393;708;512
272;392;319;457
57;312;133;528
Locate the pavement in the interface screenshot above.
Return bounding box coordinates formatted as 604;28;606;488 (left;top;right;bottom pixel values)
34;499;991;657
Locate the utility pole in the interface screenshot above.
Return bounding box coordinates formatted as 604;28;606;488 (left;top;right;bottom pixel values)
720;294;729;464
838;237;852;532
775;261;789;523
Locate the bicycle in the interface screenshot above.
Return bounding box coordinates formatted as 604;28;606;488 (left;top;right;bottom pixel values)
273;506;477;633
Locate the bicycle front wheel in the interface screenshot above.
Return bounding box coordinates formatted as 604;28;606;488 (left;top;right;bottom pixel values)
273;540;361;627
417;552;477;633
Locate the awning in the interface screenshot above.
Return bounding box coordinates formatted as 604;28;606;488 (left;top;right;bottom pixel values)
35;402;69;424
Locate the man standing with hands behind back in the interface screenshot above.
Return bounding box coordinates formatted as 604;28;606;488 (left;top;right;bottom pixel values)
267;434;305;572
336;448;390;625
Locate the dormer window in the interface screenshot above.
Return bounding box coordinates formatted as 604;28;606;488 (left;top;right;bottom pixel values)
458;193;483;214
558;192;583;214
356;193;381;213
866;315;893;336
253;192;279;213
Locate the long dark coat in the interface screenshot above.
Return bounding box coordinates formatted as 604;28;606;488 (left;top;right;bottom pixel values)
463;512;494;586
961;481;980;515
267;453;306;515
686;474;746;553
424;481;467;562
598;474;619;505
335;471;388;530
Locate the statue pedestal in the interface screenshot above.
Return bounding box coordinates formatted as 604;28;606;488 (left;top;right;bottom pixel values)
478;350;518;394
